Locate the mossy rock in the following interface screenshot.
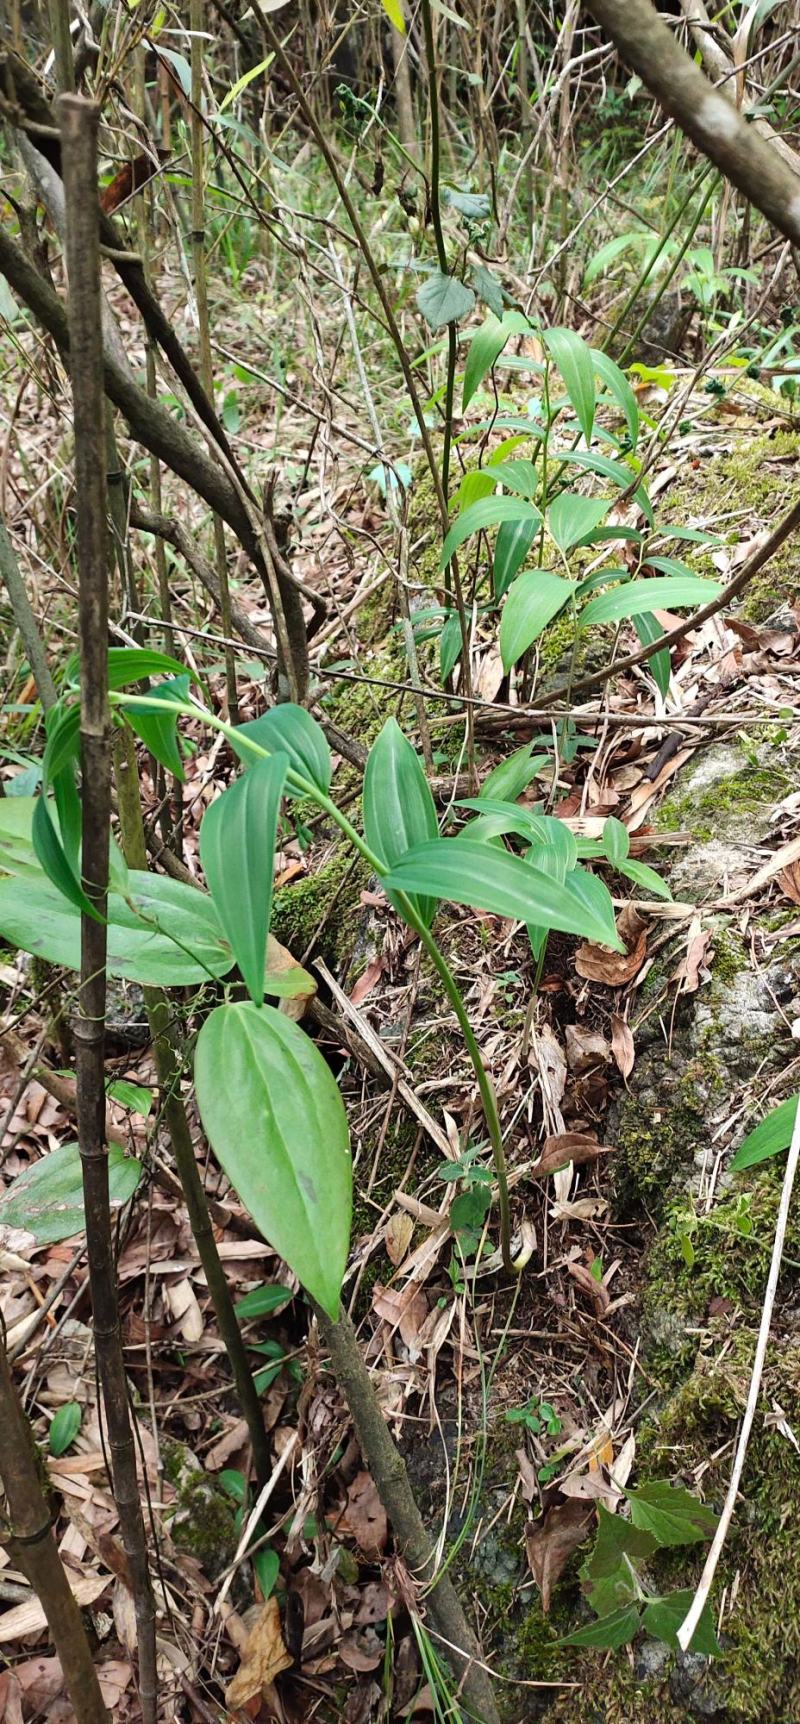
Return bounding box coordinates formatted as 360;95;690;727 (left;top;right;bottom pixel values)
270;846;373;976
163;1442;239;1583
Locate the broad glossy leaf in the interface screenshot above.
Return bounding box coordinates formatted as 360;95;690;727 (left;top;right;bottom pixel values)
500;571;572;670
65;645;189;691
602;816;630;867
441;495;542;570
0;871;234;984
455;469;496;510
561;867;620;948
579;574;720;630
235;1283;293;1318
0;1140;141;1243
592;347;639;450
730;1094;799;1171
417;272;475;331
384;840;624;947
126;675;190;781
232;704;331;796
493;515;539;597
49;1402;82;1456
543;326;596;446
558;1605;641;1650
627;1481;718;1547
548;493;609;553
364;718;438;926
195;1001;351;1318
642;1591;721;1656
200;754;288;1006
634;611;671;697
0;796;47;877
487;458;538;499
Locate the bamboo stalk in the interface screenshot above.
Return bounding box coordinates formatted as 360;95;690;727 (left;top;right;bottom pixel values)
0;1331;109;1724
57;92;158;1724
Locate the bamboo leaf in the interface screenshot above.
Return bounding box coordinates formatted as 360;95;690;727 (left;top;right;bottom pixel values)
200;754;288;1007
364;718;438;926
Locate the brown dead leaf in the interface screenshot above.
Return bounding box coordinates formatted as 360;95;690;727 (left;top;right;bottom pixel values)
575;906;647;986
610;1014;635;1079
267;933;316;1021
384;1211;414;1267
525;1497;596;1613
568;1259;610;1319
564;1024;610;1073
339;1627;385;1672
372;1282;428;1351
779;860;800;906
164;1277;204;1342
672;916;712;994
350;955;385;1008
338;1471;388;1558
533;1132;608;1177
224;1597;293;1707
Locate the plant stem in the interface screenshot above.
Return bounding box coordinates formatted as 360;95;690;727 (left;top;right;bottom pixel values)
113;692;518;1274
113;728;272;1490
0;1331;110;1724
0;517;57;711
58;94;157;1724
190;0;239;723
318;1305;501;1724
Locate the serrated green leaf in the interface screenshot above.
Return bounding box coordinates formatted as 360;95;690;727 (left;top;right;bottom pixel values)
200;754;288;1006
579;574;720;630
730;1094;799;1171
195;1002;352;1319
548;493;609;553
642;1591;721;1656
441;496;542;570
417;272;476;331
500;571;572;670
231;704;331;796
0;1141;141;1244
49;1402;82;1457
470;262;505;317
558;1604;641;1649
543;326;597;446
627;1481;718;1547
384;840;623;947
364;718;438;927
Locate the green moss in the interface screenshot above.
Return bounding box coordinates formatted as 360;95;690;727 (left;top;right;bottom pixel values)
659;427;800;622
167;1464;239;1581
270;847;371;972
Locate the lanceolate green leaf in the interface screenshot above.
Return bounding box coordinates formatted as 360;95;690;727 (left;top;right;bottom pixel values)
548;492;609;553
384;840;623;947
493;516;538;597
486;458;538;499
65;645;190;691
543;326;597;446
232;703;331;796
440;496;542;570
32;795;99;921
0;871;234;984
462;312;528;410
125;675;190;781
364;718;438;926
730;1093;799;1171
634;611;671;697
591;347;639;450
195;1002;352;1319
479;744;547;802
0;1140;141;1244
500;571;572;670
200;754;288;1007
579;574;720;630
49;1402;82;1457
